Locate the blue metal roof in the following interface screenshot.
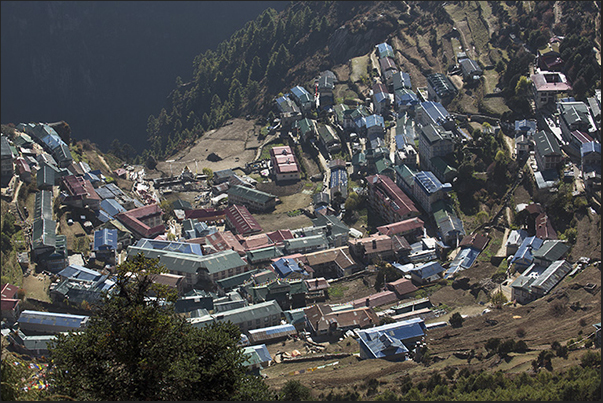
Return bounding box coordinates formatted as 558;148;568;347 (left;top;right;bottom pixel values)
243;343;272;363
412;261;445;279
330;167;348;188
272;258;304;278
100;198;126;217
374;91;388;104
421;101;451;125
515;119;537;133
358;318;425;358
392;262;415;273
84;172;100;183
511;236;544;265
96;209;112;223
414;171;444;195
395;134;406;150
444;247;480;278
376;42;394;58
365;114;384;129
40;132;63;151
57;264;102;282
581;141;601;157
105;183;125;197
94;228;118;251
290;86;312;103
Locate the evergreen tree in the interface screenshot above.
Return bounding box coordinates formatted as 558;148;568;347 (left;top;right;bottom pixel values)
48;254;274;401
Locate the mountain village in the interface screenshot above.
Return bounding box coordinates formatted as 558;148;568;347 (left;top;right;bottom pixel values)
1;33;600;383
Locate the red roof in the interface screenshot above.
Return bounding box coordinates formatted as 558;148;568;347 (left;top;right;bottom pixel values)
115;204;165;238
62;174;87;197
184;208;225;222
1;283;19;299
531;72;572;92
15;158;31;174
351;290;399;308
459;233;490;251
367;174;420;218
377;217;425;236
203;231;246;255
225;204;262;235
240;233;273;251
349;234;394;254
1;298;19;312
266;229;294;245
386;278;418;297
536;213;557;240
81;178;100;201
305;277;330;292
571;130;593;144
525;203;544;215
271;146;300;175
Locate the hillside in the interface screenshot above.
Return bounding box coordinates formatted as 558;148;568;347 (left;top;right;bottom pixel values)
1;1;601;400
136;0;600;164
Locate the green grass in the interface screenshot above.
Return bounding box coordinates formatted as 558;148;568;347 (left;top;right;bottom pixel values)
259;141;285;160
328;284;349;299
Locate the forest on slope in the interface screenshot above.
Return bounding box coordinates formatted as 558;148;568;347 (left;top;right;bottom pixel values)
126;0;600;166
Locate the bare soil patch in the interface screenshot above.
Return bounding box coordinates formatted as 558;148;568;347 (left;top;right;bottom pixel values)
154;118;262;177
22;273;52;302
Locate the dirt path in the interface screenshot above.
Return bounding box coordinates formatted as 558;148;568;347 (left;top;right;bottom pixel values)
96;153;112;172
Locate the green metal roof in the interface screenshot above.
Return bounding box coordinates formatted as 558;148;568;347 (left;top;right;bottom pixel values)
32;218;56;250
127;246;246;275
532;240;570;262
34;190;54;220
430;156;457;176
216;269;259;290
228;185;276;205
246;246;283;263
534;130;561;157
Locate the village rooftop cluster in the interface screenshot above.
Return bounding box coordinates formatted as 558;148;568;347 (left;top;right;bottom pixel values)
1;36;601;371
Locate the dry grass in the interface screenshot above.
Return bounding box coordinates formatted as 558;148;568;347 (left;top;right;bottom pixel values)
350;55;369;83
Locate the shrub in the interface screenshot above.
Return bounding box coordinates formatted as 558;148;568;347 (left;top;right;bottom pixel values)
580;351;600;369
516;327;526;338
449;312;464;328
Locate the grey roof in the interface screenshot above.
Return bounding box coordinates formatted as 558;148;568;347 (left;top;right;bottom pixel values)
189;300;282;329
57;264;102;282
248;323;297;343
1;135;12;158
459;58;482;76
420;123;453;144
228;185;276;204
128;245;245;275
534;130;561;156
18;310;88;329
216;269;260;291
284;234;328;250
559;101;592;127
426;73;457;98
530;260;572;294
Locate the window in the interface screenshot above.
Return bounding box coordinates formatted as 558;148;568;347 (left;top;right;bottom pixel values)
256;319;261;325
